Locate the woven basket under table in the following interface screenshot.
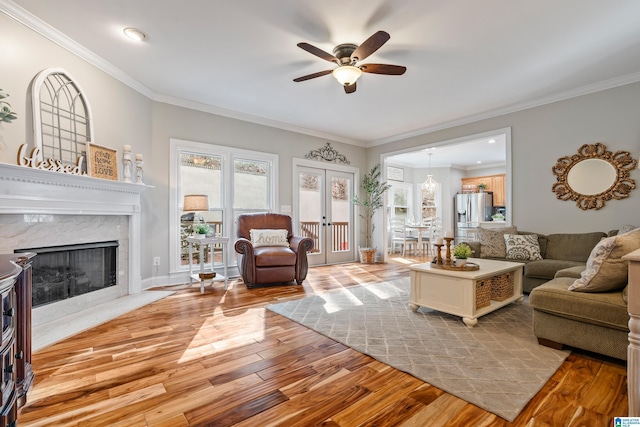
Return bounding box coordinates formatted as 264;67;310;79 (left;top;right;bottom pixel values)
475;278;492;309
491;272;514;301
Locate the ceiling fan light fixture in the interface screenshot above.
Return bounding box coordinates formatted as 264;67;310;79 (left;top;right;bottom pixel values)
332;66;362;86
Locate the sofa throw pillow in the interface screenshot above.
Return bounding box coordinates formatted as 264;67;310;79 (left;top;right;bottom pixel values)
504;234;543;261
478;226;518;258
250;229;289;247
618;224;640;235
569;228;640;292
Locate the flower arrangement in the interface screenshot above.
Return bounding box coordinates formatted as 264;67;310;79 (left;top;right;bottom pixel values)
194;224;210;235
0;89;18;123
452;242;474;259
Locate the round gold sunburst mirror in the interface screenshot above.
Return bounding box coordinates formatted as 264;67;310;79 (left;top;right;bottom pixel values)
552;143;637;210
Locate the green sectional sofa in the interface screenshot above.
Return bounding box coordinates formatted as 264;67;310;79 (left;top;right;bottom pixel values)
463;227;634;361
529;267;628;360
464;230;606;293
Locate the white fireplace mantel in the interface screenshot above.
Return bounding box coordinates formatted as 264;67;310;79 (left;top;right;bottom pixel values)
0;162;150;294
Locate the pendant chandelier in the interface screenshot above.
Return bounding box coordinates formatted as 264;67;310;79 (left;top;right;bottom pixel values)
421;153;439;197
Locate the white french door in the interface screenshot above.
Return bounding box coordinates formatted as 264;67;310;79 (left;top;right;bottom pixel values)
295;163;356;265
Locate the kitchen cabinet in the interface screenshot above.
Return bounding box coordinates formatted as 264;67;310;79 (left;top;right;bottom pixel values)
461;174;506;206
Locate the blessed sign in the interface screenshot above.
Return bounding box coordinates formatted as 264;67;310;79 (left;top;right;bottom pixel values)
87;143;118;180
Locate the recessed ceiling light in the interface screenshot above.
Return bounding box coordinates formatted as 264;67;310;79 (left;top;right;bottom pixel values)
123;27;147;42
488;139;496;143
476;160;482;164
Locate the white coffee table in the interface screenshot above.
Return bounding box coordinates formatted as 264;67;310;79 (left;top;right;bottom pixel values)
409;258;524;327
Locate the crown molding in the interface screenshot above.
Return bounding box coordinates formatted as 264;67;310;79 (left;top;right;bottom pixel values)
153;94;367;147
367;71;640;148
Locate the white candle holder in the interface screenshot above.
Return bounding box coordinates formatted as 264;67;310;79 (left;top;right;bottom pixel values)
135;160;144;185
123;152;132;183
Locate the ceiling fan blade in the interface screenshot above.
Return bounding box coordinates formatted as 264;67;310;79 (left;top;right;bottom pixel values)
351;30;390;62
359;63;407;75
344;82;357;94
297;42;339;63
293;69;334;82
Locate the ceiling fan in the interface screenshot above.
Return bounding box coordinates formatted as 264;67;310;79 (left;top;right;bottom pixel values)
293;30;407;94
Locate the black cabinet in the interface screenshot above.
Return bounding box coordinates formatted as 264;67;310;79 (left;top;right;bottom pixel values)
0;254;34;427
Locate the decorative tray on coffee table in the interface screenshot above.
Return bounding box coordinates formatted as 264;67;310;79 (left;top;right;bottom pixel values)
430;261;480;271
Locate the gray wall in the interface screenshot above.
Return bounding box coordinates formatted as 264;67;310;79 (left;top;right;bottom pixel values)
368;82;640;235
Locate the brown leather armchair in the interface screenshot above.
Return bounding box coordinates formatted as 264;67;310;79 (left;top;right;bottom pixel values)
234;213;314;288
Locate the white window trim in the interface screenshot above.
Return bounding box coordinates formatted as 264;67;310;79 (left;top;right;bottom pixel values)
169;138;278;277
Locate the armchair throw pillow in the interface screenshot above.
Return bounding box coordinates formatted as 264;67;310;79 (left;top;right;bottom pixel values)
504;234;543;261
478;226;518;258
250;229;290;247
569;228;640;292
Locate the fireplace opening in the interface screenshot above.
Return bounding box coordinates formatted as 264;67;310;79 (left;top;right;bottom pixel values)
15;241;118;308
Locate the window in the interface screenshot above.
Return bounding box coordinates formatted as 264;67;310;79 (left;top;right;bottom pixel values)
169;139;278;274
233;158;271;213
388;183;413;222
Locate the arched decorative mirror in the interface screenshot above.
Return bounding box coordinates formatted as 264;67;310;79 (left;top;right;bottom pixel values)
552;143;637;210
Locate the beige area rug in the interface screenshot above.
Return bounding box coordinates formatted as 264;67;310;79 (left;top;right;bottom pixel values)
266;278;569;422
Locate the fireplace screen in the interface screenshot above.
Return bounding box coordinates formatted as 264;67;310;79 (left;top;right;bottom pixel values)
16;241;118;308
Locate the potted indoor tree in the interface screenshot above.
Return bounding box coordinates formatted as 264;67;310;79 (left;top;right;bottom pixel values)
353;163;391;263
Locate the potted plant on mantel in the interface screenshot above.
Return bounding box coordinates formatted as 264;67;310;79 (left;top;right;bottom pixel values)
0;89;18;124
353;163;391;263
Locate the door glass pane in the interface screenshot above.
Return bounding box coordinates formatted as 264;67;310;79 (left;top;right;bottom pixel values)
299;172;322;253
180;152;222;266
234;159;269;209
331;177;350;252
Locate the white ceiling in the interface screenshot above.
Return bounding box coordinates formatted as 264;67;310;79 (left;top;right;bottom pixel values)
5;0;640;148
387;135;506;169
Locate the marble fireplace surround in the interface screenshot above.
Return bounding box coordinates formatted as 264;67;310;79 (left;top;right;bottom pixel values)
0;162;148;326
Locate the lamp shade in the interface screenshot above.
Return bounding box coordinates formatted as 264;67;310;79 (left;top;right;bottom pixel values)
332;66;362;86
183;194;209;211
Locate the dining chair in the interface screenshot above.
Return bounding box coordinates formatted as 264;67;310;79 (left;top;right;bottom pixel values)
423;217;442;256
389;217;418;256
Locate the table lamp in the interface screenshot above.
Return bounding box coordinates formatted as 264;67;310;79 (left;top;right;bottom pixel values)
183;194;209;235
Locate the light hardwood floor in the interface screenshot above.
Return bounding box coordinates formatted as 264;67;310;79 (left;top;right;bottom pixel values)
19;255;628;426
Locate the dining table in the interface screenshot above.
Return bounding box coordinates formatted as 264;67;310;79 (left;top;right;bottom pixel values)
405;223;434;256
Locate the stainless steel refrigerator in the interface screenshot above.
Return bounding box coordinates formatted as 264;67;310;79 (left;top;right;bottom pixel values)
455;193;493;241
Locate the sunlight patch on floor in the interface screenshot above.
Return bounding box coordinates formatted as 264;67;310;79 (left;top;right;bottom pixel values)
320;288;363;313
362;281;405;299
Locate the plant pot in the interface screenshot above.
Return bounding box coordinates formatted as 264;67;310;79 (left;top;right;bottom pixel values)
195;233;206;239
359;247;377;264
454;258;467;267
